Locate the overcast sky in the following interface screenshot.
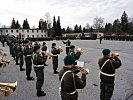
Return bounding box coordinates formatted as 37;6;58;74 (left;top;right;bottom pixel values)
0;0;133;28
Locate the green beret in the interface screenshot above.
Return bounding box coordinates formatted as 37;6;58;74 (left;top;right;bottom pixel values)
102;49;111;55
34;45;40;52
64;55;75;65
70;45;75;49
25;39;30;43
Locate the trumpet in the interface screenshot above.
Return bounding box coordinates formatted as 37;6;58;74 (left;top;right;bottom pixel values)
76;48;84;55
0;81;17;96
58;46;63;52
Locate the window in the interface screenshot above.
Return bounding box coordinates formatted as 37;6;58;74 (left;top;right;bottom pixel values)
11;30;13;33
32;30;34;33
16;30;18;33
44;35;46;37
37;30;38;33
37;35;39;37
22;30;24;33
32;35;34;37
41;35;43;37
0;30;2;32
41;30;43;33
27;35;29;37
27;30;29;33
6;30;8;33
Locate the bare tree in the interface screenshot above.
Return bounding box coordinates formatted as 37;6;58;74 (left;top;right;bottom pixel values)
93;16;104;32
45;12;52;29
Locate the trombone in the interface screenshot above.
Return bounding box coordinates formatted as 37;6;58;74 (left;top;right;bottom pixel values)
0;81;17;97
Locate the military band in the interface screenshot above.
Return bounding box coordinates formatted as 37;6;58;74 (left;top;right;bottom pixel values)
1;38;123;100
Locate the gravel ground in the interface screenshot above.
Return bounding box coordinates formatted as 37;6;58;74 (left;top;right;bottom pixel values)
0;39;133;100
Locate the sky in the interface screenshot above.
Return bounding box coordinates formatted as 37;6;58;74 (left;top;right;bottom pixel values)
0;0;133;29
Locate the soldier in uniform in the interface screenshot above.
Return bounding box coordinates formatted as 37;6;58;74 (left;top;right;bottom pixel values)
59;55;88;100
69;45;83;74
98;49;121;100
17;40;25;71
62;39;71;55
23;40;34;80
14;41;19;65
33;45;46;97
51;43;61;74
41;42;48;66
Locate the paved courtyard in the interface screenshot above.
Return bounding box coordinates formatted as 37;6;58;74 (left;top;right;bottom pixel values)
0;39;133;100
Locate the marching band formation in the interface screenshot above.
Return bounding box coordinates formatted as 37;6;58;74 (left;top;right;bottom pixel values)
0;39;121;100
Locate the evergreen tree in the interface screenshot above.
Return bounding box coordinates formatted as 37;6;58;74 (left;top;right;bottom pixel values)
74;24;78;33
112;19;121;35
121;11;129;34
53;16;57;37
23;18;30;29
11;18;16;29
104;23;112;35
78;25;82;33
15;20;21;29
38;19;47;30
56;16;62;36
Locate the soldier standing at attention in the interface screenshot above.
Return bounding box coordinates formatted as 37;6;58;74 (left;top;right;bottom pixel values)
23;40;34;80
62;39;71;55
41;42;48;66
14;41;19;65
33;45;46;97
59;55;88;100
98;49;121;100
17;40;25;71
51;43;62;74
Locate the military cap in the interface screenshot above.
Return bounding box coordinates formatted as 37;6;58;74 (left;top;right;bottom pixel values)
52;43;56;47
102;49;111;55
70;45;75;49
34;45;40;52
64;55;75;65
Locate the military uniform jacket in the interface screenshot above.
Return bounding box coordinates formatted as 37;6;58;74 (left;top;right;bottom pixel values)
59;67;86;94
51;47;60;56
33;52;44;66
23;45;33;56
63;40;71;46
98;56;121;83
69;51;81;60
17;45;23;56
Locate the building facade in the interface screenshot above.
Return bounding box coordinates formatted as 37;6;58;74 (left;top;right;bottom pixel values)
0;28;47;39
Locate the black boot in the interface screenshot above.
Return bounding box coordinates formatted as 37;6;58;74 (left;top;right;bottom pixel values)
27;76;34;80
36;91;46;97
54;70;59;74
20;68;25;71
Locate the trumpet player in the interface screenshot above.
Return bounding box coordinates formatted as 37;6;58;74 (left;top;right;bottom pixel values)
59;55;88;100
33;45;46;97
98;49;122;100
41;42;48;66
51;43;62;74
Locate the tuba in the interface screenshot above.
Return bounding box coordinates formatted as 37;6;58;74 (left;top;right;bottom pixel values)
0;81;17;96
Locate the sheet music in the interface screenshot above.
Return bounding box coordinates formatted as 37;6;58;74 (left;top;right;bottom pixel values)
46;49;49;53
77;48;81;51
76;60;84;67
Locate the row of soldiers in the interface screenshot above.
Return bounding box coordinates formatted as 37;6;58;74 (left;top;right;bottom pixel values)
7;39;87;98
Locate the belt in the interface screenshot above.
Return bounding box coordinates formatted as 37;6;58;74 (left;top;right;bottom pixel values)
66;46;70;47
67;90;76;95
34;64;44;67
26;55;32;57
100;71;115;77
